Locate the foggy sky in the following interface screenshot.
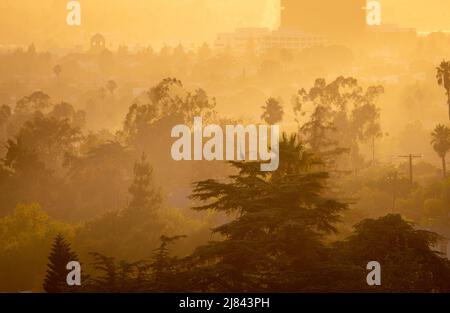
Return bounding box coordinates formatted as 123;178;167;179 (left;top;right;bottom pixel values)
1;0;450;49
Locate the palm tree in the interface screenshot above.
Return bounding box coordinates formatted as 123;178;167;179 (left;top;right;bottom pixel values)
436;60;450;120
431;124;450;178
261;97;284;124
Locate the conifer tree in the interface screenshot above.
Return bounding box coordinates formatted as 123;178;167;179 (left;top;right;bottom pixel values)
150;235;186;291
128;153;161;213
186;133;347;291
43;234;79;293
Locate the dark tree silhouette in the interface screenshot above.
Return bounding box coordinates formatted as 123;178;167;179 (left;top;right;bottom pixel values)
261;97;284;124
185;133;347;292
337;214;450;292
149;235;186;291
106;80;117;95
0;105;11;127
16;91;51;112
431;124;450;178
53;65;62;80
436;60;450;120
43;234;79;293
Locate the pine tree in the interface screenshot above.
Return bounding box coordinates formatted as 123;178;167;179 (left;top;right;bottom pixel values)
128;153;161;213
43;234;79;293
150;235;186;291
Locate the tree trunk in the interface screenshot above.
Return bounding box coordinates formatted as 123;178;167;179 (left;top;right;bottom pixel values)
442;156;447;178
448;95;450;120
372;136;375;166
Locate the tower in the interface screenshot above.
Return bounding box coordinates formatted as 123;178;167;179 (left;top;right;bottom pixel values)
90;33;106;53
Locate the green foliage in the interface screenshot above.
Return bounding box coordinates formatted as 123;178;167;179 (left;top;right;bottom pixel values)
0;204;73;292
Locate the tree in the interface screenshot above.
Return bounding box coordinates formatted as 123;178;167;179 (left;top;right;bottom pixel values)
0;204;72;291
43;234;79;293
436;60;450;120
4;115;82;172
86;235;188;292
121;78;216;146
0;105;11;127
74;152;164;261
337;214;450;292
185;134;347;292
128;153;162;213
16;91;51;113
0;105;11;140
87;252;136;292
53;65;62;80
64;141;133;220
106;80;117;95
431;124;450;178
49;102;86;129
149;235;186;291
293;77;383;169
261;97;284;124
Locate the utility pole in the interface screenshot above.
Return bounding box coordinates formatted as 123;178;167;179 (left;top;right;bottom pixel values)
398;154;422;186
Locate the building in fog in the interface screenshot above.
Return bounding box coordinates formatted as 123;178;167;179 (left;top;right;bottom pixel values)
90;33;106;53
280;0;367;42
215;27;326;53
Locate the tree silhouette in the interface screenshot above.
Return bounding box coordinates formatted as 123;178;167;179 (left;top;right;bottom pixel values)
436;60;450;120
128;153;161;213
339;214;450;292
261;97;284;124
4;115;82;171
43;234;79;293
53;65;62;80
293;77;383;169
0;105;11;138
16;91;51;112
0;105;11;125
150;235;186;291
106;80;117;95
121;78;216;146
88;252;130;292
187;133;347;291
431;124;450;178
